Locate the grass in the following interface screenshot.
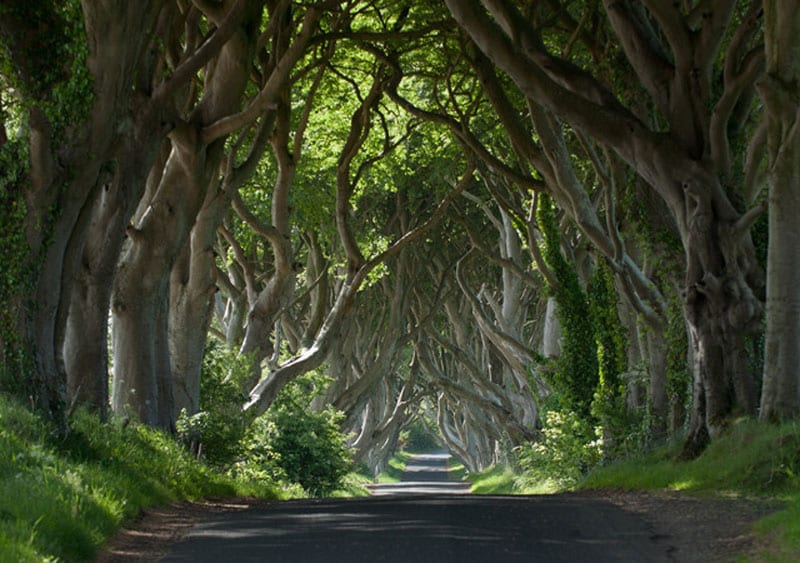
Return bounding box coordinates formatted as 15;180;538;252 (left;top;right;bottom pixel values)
0;396;281;562
579;418;800;560
460;419;800;558
581;418;800;494
447;457;467;481
466;465;517;494
373;450;413;483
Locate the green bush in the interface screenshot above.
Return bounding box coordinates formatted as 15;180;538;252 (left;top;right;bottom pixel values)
176;343;252;468
515;405;601;490
253;374;353;497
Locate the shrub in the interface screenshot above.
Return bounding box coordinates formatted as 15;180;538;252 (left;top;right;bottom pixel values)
253;373;353;497
515;405;601;490
176;343;252;468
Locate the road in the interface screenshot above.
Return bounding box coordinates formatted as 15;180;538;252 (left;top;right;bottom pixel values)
161;451;676;562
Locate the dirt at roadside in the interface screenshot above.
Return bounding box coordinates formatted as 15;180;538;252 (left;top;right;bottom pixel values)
577;489;781;562
94;497;278;562
94;491;781;562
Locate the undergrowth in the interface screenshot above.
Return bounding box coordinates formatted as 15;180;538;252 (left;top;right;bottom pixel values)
372;450;413;483
0;395;280;562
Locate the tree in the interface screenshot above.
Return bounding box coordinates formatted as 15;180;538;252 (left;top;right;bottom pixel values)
0;1;166;431
446;0;766;456
759;0;800;421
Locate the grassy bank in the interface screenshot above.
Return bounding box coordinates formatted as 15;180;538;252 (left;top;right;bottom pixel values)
581;419;800;560
465;419;800;559
372;450;414;483
0;396;281;562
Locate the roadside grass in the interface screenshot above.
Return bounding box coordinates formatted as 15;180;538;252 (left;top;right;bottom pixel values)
460;419;800;558
373;450;414;483
0;396;281;562
466;465;517;495
331;471;371;497
581;418;800;494
580;418;800;560
447;457;467;481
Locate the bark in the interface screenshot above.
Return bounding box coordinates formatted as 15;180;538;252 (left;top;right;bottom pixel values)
1;2;165;430
759;0;800;421
446;0;765;455
542;296;561;358
113;3;261;427
169;190;224;417
645;325;668;439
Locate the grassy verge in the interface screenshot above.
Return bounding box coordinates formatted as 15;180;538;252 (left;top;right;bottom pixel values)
580;419;800;560
461;419;800;558
373;450;414;483
466;465;517;495
447;457;466;481
331;472;371;497
0;396;281;562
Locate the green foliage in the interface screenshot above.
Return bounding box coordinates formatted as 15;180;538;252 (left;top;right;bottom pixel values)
466;464;517;495
537;194;598;416
515;406;602;490
0;1;92;136
588;261;635;458
0;135;33;397
228;415;302;496
240;372;353;497
400;416;441;453
0;395;271;562
177;349;353;497
176;343;252;468
372;450;413;483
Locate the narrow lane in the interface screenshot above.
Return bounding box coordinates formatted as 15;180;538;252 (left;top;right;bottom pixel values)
162;451;675;562
367;450;471;496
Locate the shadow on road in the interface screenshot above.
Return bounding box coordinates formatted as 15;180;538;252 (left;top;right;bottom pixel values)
162;493;672;562
160;451;675;561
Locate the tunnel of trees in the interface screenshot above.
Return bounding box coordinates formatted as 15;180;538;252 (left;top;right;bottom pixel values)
1;0;799;475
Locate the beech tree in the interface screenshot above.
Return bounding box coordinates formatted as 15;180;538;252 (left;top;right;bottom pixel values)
1;1;166;431
759;0;800;421
6;0;800;474
446;0;767;455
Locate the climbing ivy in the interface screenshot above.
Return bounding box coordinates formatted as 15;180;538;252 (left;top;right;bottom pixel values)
0;0;93;399
588;261;631;457
665;292;690;432
536;194;598;418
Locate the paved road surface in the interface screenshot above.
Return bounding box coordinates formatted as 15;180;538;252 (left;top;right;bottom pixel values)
366;451;471;496
162;452;674;562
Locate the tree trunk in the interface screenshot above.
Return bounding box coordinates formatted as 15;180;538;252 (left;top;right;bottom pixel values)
680;185;762;455
445;0;765;456
112;8;259;427
1;2;163;430
759;0;800;421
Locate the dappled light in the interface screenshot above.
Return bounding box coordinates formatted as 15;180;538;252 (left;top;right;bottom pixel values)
2;0;800;559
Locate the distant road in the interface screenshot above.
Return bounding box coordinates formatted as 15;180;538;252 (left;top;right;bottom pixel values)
366;450;471;495
162;451;674;562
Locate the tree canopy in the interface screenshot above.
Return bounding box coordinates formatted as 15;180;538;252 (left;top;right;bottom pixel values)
1;0;797;472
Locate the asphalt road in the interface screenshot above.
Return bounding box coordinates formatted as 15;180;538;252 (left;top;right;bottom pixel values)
162;452;674;562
